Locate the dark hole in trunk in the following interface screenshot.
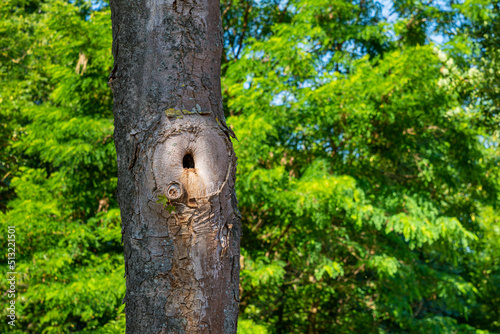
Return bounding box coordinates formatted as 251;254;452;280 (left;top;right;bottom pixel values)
183;154;195;169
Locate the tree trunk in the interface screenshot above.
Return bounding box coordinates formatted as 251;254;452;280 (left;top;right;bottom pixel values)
109;1;241;333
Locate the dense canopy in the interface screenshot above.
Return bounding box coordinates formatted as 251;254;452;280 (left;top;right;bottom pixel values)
0;0;499;333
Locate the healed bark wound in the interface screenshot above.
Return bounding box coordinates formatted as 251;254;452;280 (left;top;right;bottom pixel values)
109;0;241;332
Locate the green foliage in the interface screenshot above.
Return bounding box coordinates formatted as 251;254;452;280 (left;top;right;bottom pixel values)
0;0;499;333
0;1;122;333
223;0;500;332
155;195;176;213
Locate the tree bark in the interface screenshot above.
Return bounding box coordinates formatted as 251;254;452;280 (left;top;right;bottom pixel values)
109;1;241;333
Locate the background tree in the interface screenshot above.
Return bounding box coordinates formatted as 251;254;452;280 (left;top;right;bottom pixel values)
0;1;124;333
0;0;499;333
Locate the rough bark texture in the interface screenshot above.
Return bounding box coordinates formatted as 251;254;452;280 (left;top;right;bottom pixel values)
109;1;241;332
